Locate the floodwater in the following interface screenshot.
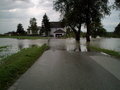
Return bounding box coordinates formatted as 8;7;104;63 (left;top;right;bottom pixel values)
66;38;120;52
0;38;48;60
0;38;120;60
90;38;120;52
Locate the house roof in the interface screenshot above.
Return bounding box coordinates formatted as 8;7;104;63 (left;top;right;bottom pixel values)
54;29;65;33
50;22;64;28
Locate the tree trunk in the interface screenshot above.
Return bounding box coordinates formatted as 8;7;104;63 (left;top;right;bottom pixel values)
75;24;81;42
86;21;91;42
86;42;90;52
75;25;81;51
70;24;81;51
86;3;91;42
74;40;81;52
75;33;80;42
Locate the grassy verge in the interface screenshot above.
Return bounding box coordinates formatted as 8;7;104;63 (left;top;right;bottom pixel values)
0;44;49;90
0;36;49;39
89;46;120;58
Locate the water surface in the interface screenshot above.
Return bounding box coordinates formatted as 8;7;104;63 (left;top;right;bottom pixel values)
91;38;120;52
0;38;120;60
0;38;48;60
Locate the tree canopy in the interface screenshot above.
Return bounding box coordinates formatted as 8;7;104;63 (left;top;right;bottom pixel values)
54;0;84;41
41;14;50;36
54;0;110;42
16;23;26;35
28;18;38;35
91;21;107;38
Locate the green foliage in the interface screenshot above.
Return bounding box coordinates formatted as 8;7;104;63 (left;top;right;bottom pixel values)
41;14;50;36
114;23;120;36
0;46;8;49
54;0;84;41
0;36;49;39
0;44;49;90
0;46;8;52
96;28;107;37
65;27;74;38
16;23;26;35
89;46;120;58
28;18;38;35
91;22;107;38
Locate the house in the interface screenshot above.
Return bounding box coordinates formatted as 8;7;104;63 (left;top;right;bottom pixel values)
27;22;66;37
50;22;66;37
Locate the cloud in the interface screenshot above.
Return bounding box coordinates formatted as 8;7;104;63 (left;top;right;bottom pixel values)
102;9;119;32
0;0;60;34
0;0;32;10
0;0;119;34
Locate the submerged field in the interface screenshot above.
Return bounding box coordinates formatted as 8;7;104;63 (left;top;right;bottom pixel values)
0;44;49;90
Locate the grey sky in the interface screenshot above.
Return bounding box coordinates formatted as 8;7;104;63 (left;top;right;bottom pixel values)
0;0;119;34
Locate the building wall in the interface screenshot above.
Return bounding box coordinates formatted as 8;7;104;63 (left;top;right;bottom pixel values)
53;33;65;37
50;28;65;36
27;27;67;36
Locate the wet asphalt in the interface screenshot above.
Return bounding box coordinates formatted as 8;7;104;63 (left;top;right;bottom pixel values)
9;39;120;90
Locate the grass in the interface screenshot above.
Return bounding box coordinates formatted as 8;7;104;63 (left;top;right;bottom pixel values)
0;46;8;52
89;46;120;58
0;44;49;90
0;36;49;39
0;46;8;49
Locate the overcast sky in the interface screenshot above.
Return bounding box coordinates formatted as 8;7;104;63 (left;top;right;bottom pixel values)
0;0;119;34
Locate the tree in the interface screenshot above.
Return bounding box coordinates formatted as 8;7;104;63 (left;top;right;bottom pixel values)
96;27;107;37
41;14;50;36
16;23;26;35
81;0;110;42
54;0;110;42
91;22;107;38
28;18;38;35
114;23;120;36
54;0;85;42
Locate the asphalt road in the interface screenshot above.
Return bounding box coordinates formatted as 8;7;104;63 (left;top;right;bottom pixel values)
9;39;120;90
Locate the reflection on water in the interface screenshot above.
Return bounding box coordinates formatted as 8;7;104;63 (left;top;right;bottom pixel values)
0;38;48;60
50;38;89;52
91;38;120;52
66;38;88;52
66;38;120;52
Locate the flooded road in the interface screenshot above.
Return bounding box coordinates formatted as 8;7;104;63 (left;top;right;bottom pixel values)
9;39;120;90
0;38;120;60
50;38;120;52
